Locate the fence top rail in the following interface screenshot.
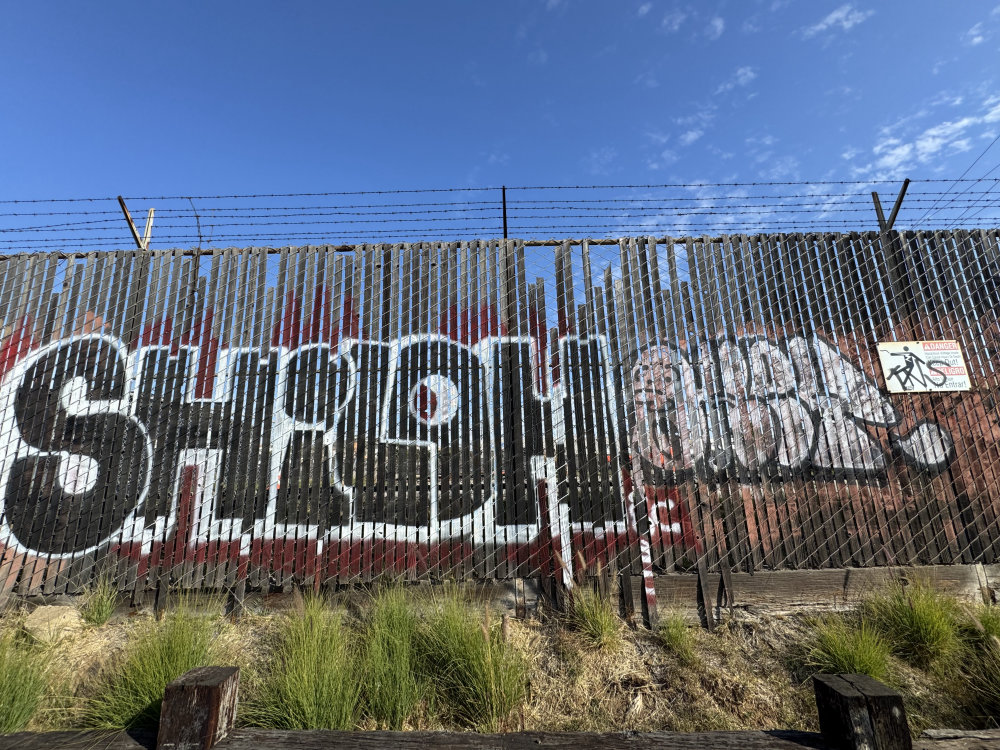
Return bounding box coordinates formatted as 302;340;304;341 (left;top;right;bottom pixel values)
0;228;985;259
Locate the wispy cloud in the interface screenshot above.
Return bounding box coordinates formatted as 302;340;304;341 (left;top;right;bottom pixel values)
802;4;874;38
762;155;800;181
706;16;725;40
850;96;1000;178
584;146;618;176
679;129;704;146
637;2;652;17
634;70;659;89
527;49;549;65
644;129;671;145
965;22;986;45
963;22;987;46
674;105;716;132
715;65;757;94
646;149;679;170
661;9;687;32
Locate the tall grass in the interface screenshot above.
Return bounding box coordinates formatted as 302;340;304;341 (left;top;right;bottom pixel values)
808;617;891;682
566;588;621;651
243;596;359;730
360;586;425;729
84;608;216;729
954;604;1000;719
863;580;961;670
417;591;526;732
0;630;50;732
657;612;696;665
81;576;118;626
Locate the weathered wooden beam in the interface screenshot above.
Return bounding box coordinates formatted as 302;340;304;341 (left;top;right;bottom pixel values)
157;666;240;750
813;673;911;750
217;729;834;749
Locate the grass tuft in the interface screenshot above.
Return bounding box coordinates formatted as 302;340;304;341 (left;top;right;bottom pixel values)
84;607;216;729
960;630;1000;718
657;613;696;664
968;604;1000;643
360;585;425;730
243;595;359;730
807;617;891;682
566;588;621;651
863;580;961;670
81;577;118;627
418;589;527;732
0;630;50;732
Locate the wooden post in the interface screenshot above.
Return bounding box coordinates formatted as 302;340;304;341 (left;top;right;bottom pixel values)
157;666;240;750
813;673;912;750
226;580;246;620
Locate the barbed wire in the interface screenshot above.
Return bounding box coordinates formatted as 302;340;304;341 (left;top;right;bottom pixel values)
0;180;997;250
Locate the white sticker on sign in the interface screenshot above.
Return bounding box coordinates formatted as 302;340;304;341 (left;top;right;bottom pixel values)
877;340;971;393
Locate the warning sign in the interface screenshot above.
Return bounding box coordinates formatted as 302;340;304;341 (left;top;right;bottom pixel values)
877;340;971;393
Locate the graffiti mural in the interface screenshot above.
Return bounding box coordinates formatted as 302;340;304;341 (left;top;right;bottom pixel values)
0;331;694;569
0;232;996;599
631;334;954;484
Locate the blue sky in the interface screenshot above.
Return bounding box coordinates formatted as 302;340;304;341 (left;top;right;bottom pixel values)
1;1;999;242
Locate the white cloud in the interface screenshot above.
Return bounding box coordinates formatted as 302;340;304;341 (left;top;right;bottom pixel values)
545;0;564;9
679;129;704;146
964;22;986;45
850;97;1000;179
637;2;652;17
706;16;725;39
803;4;874;38
661;9;687;32
715;65;758;94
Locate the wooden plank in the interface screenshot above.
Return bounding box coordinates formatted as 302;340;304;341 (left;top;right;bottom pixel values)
603;263;636;577
425;242;443;580
843;232;919;566
0;731;156;749
801;235;866;569
19;728;1000;750
383;244;402;578
457;241;482;580
474;242;496;581
218;252;253;591
924;230;997;566
341;246;366;584
822;234;892;568
215;729;836;749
